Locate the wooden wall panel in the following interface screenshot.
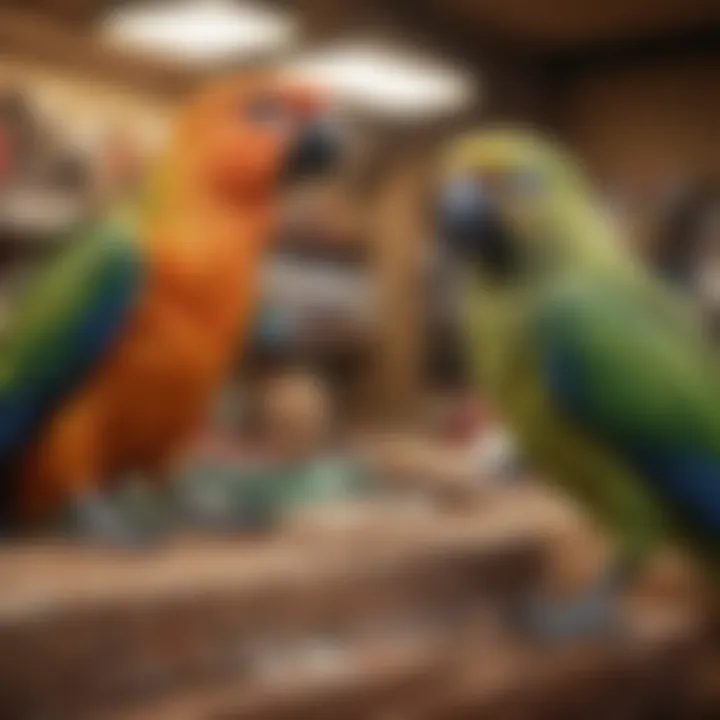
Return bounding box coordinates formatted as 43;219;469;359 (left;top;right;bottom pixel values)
562;56;720;194
363;141;432;423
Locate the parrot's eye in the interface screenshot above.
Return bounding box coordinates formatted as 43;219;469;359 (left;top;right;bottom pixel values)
246;97;288;128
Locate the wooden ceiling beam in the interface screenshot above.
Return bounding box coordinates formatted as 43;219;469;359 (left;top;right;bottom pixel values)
546;26;720;77
3;0;107;26
422;0;719;49
0;7;200;98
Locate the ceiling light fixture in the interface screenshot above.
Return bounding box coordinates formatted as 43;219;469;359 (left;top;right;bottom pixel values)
285;42;477;120
103;0;297;66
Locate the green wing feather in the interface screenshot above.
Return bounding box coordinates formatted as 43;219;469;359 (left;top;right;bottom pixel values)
0;216;143;522
537;280;720;541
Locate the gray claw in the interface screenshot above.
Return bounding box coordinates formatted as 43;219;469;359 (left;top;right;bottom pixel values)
514;592;623;642
512;557;636;643
66;491;163;550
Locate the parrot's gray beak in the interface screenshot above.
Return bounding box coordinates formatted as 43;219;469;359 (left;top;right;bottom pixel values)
438;177;519;277
281;115;343;186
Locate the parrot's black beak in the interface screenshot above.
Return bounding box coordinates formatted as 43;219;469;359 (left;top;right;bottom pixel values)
281;115;343;186
438;177;519;278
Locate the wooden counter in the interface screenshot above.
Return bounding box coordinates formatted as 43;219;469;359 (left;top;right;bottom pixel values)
0;489;564;719
0;487;711;719
121;603;702;720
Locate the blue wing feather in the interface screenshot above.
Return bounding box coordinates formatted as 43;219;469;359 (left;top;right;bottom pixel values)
0;223;142;524
539;287;720;539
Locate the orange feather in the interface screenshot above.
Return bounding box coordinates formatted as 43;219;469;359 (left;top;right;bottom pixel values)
19;76;329;522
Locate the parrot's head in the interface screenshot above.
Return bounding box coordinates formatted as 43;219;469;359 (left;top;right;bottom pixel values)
438;129;611;282
171;74;342;206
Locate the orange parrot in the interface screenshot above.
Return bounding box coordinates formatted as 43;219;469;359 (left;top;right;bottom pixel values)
0;75;341;542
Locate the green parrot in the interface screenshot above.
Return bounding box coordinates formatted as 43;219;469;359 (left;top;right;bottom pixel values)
437;129;720;638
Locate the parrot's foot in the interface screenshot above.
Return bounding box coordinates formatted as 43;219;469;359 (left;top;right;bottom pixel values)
178;499;276;536
511;562;634;643
513;591;624;642
66;491;164;550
